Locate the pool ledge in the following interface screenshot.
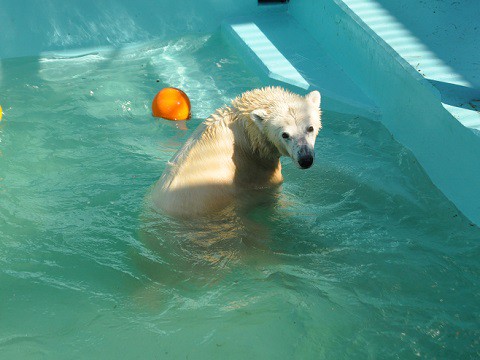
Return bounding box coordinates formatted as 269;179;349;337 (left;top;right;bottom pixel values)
222;12;380;120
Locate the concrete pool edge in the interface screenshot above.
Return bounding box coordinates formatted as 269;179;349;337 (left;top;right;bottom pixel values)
285;0;480;227
221;11;380;120
0;0;263;60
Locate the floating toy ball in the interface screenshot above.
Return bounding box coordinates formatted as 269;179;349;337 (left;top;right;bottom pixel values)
152;87;191;121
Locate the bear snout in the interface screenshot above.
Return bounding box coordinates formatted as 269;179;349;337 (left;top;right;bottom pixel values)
297;146;314;169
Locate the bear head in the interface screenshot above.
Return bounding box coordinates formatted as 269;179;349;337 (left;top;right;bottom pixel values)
250;90;322;169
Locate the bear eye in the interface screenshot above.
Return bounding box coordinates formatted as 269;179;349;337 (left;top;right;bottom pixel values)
307;126;314;133
282;132;290;139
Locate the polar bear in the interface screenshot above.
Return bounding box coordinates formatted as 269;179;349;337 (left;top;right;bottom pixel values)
152;87;322;217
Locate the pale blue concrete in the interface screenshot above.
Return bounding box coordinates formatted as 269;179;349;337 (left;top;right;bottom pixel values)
228;22;310;90
343;0;480;132
289;0;480;226
0;0;259;59
223;12;379;119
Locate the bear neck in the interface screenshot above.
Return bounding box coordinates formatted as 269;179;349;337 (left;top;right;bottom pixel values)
231;112;280;161
229;112;283;187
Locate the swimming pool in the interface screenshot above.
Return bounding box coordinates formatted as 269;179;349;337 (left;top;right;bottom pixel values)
1;2;480;359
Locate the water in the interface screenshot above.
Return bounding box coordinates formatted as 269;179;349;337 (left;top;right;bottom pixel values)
1;32;479;359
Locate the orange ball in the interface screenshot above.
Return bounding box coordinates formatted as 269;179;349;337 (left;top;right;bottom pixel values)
152;87;191;121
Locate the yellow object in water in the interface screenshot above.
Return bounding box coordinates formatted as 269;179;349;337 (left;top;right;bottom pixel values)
0;105;2;121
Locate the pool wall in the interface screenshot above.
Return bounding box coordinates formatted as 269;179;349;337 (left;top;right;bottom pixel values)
287;0;480;226
0;0;260;59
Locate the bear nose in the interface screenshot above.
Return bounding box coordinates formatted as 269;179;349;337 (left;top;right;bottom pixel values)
298;154;314;169
297;146;314;169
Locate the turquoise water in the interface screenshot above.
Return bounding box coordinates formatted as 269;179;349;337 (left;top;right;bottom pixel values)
1;32;479;359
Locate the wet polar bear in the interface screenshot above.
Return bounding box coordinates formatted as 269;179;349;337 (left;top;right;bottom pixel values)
152;87;322;217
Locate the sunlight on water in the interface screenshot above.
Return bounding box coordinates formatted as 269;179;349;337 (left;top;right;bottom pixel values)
0;32;479;359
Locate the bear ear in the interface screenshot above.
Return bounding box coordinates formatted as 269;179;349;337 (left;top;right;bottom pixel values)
306;90;321;108
250;109;267;130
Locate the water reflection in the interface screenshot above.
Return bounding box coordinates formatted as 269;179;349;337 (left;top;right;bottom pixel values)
137;187;284;290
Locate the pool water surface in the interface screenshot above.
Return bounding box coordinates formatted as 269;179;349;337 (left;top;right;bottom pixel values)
0;32;479;358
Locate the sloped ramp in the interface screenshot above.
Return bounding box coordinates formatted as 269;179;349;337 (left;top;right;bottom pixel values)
223;11;379;119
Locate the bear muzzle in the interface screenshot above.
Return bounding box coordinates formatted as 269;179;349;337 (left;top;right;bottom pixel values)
297;145;314;169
